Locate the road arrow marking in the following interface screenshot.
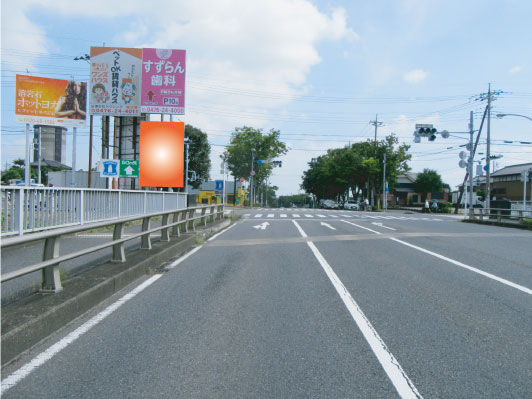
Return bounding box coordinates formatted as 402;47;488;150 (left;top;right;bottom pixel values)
253;222;270;230
320;222;336;230
372;222;396;231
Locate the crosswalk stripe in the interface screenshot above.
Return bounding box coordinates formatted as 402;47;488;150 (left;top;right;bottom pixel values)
304;214;313;218
267;214;274;218
255;214;262;218
293;214;301;218
317;214;326;218
280;214;287;218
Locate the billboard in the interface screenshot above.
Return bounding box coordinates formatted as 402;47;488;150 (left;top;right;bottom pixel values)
139;121;184;187
89;47;142;116
141;48;186;114
15;75;87;128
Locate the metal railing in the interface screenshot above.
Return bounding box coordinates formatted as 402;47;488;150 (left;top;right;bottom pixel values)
0;204;224;294
470;207;532;223
1;186;187;237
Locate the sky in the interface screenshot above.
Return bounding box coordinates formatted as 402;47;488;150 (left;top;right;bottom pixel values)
2;0;532;195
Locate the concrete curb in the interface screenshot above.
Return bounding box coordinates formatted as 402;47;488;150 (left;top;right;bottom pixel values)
462;218;532;231
1;218;233;368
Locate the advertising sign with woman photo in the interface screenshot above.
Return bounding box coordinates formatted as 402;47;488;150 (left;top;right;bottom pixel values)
15;75;87;128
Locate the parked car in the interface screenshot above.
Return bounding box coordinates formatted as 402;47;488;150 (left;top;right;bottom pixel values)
343;200;359;210
320;199;339;209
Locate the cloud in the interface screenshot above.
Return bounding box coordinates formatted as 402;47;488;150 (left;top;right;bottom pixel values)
509;66;523;74
403;69;428;84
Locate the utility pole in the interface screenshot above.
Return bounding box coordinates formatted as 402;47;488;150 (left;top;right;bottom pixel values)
369;114;383;206
486;84;491;208
468;111;474;218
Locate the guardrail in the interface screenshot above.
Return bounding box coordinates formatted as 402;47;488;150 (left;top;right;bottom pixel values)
1;186;188;237
0;204;224;294
470;207;532;223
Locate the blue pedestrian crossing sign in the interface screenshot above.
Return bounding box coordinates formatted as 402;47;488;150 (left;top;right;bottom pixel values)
215;180;224;190
100;160;119;177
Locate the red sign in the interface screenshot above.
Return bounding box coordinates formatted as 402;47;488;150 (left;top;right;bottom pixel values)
141;48;186;114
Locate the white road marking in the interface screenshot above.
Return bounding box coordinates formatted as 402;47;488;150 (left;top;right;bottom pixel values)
304;214;313;218
280;214;287;218
317;214;327;218
253;222;270;230
390;238;532;295
341;220;383;235
320;222;336;230
267;214;275;218
254;214;263;218
372;222;397;231
207;222;237;242
330;215;339;218
1;274;162;394
291;220;423;399
340;219;532;296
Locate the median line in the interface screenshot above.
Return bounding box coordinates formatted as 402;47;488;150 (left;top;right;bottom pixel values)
292;220;423;399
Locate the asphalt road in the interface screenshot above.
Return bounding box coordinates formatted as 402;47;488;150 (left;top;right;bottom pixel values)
2;208;531;398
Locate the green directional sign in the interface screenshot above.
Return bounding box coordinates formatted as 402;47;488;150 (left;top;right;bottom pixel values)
119;160;139;178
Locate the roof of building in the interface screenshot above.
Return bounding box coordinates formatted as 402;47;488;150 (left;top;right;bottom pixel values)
491;162;532;177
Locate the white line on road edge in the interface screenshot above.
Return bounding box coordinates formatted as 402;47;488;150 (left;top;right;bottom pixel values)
207;222;237;242
291;220;423;399
1;274;163;394
390;238;532;295
167;223;238;270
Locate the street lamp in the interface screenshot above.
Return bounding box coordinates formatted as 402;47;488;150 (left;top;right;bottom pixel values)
496;113;532;123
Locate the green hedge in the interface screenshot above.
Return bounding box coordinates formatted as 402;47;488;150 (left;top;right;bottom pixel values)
437;202;453;213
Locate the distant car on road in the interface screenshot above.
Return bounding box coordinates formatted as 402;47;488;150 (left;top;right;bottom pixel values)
343;200;360;210
319;199;339;209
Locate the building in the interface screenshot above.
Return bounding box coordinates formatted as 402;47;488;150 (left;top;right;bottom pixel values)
389;172;450;206
475;162;532;202
189;180;247;206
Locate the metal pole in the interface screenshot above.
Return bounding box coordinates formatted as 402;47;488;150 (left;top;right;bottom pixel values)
469;111;474;219
382;153;386;211
250;149;255;208
184;140;189;193
25;123;30;185
88;115;93;188
71;127;77;187
485;84;491;208
38;126;42;185
523;170;527;211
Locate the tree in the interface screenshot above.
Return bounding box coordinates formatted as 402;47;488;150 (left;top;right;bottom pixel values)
1;159;36;184
185;124;211;189
222;126;287;189
413;169;444;199
301;134;411;206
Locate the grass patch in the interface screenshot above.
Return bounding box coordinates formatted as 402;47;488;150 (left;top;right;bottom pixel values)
194;232;204;245
522;218;532;226
59;266;69;281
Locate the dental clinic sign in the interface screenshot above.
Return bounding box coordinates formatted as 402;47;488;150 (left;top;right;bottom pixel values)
141;48;186;115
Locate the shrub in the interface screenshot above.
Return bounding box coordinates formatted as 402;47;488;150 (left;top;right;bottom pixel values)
437;202;453;213
522;218;532;226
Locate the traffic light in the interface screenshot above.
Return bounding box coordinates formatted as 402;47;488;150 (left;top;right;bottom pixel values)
413;124;438;142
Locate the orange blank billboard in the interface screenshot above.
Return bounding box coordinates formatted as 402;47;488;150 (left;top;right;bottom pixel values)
140;121;184;187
